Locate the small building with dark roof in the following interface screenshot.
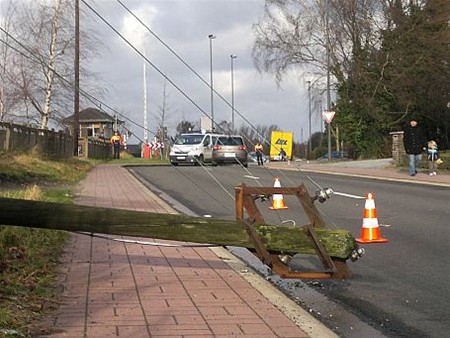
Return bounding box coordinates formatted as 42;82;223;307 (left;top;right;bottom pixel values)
64;107;124;139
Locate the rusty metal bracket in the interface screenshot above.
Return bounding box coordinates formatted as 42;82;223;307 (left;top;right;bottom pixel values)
235;183;352;279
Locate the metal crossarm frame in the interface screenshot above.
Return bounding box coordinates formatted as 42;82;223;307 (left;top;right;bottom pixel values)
235;183;352;279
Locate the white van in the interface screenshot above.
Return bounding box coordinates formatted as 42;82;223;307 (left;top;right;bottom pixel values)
169;131;224;166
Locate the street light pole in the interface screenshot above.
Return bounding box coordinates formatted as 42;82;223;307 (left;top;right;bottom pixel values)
230;54;237;132
307;80;312;157
143;49;148;144
325;0;332;162
208;34;216;131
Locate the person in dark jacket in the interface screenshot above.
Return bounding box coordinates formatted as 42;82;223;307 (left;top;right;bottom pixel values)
279;148;287;161
403;120;426;176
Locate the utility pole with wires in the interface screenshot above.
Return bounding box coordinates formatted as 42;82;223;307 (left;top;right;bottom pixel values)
325;0;332;162
73;0;80;156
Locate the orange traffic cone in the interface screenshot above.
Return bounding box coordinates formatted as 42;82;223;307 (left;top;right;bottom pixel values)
356;192;388;244
269;177;288;210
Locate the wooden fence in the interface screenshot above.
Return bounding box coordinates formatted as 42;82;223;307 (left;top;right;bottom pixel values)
78;137;112;159
0;122;111;159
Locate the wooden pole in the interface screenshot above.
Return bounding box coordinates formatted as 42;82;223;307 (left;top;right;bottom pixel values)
0;197;357;259
73;0;80;155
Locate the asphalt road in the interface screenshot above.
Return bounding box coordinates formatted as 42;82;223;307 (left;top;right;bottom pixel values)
130;164;450;338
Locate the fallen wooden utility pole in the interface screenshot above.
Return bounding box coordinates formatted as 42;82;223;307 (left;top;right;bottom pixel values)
0;181;365;279
0;196;356;260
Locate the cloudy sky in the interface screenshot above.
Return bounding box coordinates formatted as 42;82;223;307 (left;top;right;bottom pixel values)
83;0;325;143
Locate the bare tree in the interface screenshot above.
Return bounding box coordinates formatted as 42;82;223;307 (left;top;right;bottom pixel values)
253;1;325;84
155;82;172;134
0;0;19;121
41;0;64;129
0;0;105;129
253;0;383;89
176;120;196;134
3;0;75;127
154;82;175;158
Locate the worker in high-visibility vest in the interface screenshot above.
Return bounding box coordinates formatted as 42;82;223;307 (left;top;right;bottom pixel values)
254;141;264;166
110;131;123;159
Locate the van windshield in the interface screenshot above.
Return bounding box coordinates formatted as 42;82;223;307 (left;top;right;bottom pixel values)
174;135;204;145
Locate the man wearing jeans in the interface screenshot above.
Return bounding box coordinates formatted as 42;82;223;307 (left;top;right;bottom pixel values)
254;141;264;166
110;131;123;159
403;120;426;176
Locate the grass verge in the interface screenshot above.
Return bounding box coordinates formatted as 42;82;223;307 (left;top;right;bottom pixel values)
0;154;93;337
0;153;169;337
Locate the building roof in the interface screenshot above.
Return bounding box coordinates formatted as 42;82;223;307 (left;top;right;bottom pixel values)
64;107;120;123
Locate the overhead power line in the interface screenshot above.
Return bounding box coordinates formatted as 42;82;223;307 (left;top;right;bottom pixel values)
0;27;152;143
80;0;215;127
99;0;266;140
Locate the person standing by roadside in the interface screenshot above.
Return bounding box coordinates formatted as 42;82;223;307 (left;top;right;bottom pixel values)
254;141;264;166
426;140;439;176
110;131;123;159
403;120;426;176
279;147;287;161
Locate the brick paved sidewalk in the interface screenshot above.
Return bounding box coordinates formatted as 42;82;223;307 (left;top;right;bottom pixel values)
40;165;336;338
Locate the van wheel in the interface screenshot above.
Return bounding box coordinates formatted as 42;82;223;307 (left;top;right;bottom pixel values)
171;162;178;166
243;162;248;168
198;155;205;165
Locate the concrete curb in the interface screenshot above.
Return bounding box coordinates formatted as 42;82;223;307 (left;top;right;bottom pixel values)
211;246;339;338
123;166;335;337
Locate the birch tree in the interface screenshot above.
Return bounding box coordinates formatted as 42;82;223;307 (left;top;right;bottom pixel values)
1;0;75;128
41;0;64;129
0;0;105;129
0;0;19;121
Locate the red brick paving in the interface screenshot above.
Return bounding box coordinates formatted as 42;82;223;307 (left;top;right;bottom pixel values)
40;165;330;338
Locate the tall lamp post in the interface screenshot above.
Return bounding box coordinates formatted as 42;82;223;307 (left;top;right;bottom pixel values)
325;0;332;161
307;80;312;157
230;54;237;132
208;34;216;131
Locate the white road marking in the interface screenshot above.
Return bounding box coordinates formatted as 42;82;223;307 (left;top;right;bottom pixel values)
244;175;260;180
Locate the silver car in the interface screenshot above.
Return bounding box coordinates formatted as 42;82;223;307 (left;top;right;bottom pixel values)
212;135;248;167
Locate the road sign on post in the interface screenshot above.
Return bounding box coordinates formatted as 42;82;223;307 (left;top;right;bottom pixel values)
322;110;336;162
322;110;336;124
